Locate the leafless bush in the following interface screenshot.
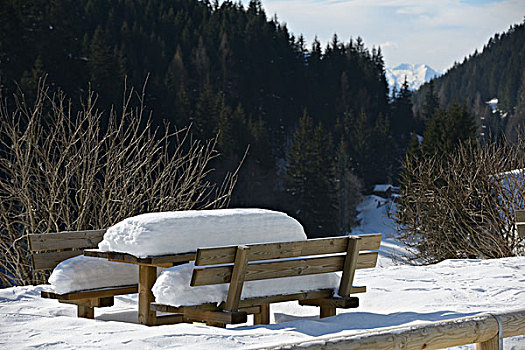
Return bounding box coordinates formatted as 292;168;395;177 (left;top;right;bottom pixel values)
0;81;239;287
395;139;525;264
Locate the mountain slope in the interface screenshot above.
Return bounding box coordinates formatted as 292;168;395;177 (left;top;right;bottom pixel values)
412;20;525;140
386;63;439;91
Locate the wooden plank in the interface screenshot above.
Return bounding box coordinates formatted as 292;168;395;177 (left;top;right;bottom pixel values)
59;297;114;308
151;302;220;314
41;285;138;301
515;210;525;222
28;229;106;252
33;250;90;271
299;296;359;309
195;234;381;266
83;249;109;259
237;289;334;309
225;246;250;312
154;314;188;325
516;223;525;239
84;249;195;267
338;237;361;297
185;310;248;325
191;252;378;286
152;289;368;322
138;265;157;325
151;290;337;315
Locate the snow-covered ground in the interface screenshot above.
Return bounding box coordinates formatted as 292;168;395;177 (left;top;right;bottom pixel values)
1;197;524;349
351;195;415;267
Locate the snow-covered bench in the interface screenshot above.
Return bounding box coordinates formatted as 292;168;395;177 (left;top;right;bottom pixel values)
28;230;138;318
150;234;381;327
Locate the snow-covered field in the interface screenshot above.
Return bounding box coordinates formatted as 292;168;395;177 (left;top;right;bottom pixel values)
1;196;524;349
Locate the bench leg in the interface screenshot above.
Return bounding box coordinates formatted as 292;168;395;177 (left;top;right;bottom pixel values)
139;265;157;326
320;305;336;318
78;305;95;319
254;304;270;325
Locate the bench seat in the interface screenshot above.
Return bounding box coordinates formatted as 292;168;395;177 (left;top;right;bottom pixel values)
29;229;140;319
150;234;381;327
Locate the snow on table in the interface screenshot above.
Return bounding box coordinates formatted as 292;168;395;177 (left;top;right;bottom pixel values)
98;208;306;257
152;262;340;307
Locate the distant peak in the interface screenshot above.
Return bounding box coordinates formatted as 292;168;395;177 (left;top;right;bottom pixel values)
394;63;414;70
386;63;440;91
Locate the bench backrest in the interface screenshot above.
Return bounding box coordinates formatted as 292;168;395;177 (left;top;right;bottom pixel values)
28;229;107;271
515;210;525;239
191;234;381;312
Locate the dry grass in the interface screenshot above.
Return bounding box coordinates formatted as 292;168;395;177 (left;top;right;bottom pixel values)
0;81;239;286
395;139;525;264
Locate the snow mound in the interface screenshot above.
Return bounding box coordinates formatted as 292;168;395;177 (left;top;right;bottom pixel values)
152;262;340;307
99;209;306;258
49;256;138;294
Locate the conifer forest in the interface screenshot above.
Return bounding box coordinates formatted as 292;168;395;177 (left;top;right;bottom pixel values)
1;0;524;237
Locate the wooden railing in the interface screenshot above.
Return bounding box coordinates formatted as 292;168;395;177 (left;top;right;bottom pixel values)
258;309;525;350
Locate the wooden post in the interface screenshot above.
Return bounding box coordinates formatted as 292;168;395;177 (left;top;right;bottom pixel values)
138;265;157;325
254;304;270;325
77;305;95;319
338;237;361;298
476;335;499;350
224;246;250;312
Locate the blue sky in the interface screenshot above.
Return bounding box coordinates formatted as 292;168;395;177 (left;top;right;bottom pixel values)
241;0;525;72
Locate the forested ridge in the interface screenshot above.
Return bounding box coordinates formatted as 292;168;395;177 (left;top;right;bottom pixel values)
0;0;424;236
413;21;525;141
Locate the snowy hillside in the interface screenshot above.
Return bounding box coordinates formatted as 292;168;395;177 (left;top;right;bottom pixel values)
0;197;524;349
386;63;440;91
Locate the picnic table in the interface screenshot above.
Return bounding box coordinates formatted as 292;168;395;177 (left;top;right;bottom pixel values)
83;249;195;325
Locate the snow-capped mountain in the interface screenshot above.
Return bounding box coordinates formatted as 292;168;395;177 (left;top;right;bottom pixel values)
386;63;440;91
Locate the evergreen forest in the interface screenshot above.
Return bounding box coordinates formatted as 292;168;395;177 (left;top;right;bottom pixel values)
413;21;525;142
3;0;521;237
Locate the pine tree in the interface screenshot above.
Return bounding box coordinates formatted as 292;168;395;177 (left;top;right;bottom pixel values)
193;84;218;140
334;139;362;234
165;45;185;93
406;132;422;160
421;101;477;156
391;77;414;138
286;112;337;237
422;80;440;122
88;26;123;103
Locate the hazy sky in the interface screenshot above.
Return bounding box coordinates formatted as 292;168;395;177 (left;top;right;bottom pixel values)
245;0;525;72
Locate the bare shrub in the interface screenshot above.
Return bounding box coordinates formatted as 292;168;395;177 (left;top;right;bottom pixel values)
0;81;239;287
395;139;525;264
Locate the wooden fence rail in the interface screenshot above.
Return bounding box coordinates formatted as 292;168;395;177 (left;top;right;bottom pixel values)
258;309;525;350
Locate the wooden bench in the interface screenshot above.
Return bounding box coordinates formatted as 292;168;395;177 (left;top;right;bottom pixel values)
151;233;381;327
28;229;139;319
